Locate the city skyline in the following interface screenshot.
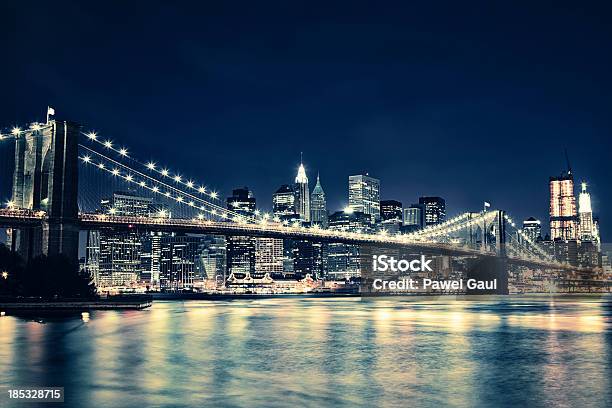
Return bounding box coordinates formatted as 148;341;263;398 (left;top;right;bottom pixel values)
2;1;611;237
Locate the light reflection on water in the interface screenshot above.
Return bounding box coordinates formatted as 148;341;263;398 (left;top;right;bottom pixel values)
0;296;611;407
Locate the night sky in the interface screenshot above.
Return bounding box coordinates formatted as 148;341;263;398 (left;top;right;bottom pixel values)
2;1;611;237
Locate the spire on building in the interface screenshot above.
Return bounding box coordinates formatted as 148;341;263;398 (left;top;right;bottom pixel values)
295;156;308;184
294;154;310;222
312;172;324;195
579;181;592;214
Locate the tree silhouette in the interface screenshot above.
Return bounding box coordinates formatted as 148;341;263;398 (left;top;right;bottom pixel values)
0;244;97;299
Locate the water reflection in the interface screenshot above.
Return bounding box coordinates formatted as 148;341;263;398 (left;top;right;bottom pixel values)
0;296;610;407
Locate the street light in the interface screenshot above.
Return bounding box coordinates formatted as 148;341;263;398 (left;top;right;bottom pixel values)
2;271;8;279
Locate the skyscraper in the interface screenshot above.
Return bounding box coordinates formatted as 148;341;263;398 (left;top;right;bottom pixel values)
578;182;594;241
403;204;425;229
255;237;283;273
419;197;446;226
295;159;310;222
522;217;542;242
159;234;202;290
380;200;402;222
90;191;158;288
272;184;297;220
380;200;403;234
226;188;256;275
348;174;380;223
549;169;578;241
326;210;373;278
310;173;328;227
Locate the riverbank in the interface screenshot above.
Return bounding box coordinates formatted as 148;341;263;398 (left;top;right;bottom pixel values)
0;295;152;314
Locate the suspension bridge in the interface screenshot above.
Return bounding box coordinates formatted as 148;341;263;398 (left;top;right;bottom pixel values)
0;116;599;293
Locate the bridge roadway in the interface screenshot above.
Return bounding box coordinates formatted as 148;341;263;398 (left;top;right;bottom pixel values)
0;208;578;272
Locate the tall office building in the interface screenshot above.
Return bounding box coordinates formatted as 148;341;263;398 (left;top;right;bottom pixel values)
549;169;578;240
380;200;402;222
89;192;159;288
255;237;284;273
272;184;297;220
326;210;373;278
522;217;542;242
295;160;310;222
100;191;155;216
159;234;203;290
310;174;328;227
380;200;402;234
227;187;256;216
403;204;425;229
419;197;446;226
226;188;256;275
348;174;380;223
199;235;227;282
578;182;594;241
140;231;163;286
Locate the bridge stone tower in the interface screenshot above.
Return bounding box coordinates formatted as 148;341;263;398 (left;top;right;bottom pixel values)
11;120;80;261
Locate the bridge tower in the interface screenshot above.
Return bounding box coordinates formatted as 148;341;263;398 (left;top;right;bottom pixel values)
466;210;509;294
11;120;81;261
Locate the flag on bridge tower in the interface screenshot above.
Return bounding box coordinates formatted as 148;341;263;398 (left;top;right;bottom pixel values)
46;106;55;123
484;201;491;210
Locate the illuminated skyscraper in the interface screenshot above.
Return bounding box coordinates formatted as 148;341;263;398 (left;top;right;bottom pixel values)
578;182;594;240
348;174;380;223
255;237;283;273
226;188;256;275
403;204;425;229
272;184;297;219
522;217;542;242
310;173;328;227
419;196;446;226
295;158;310;222
549;169;578;241
380;200;402;222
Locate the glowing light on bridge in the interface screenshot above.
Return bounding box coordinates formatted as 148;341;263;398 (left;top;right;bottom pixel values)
161;169;169;176
119;148;128;157
210;191;218;199
104;140;113;148
82;155;91;163
11;127;21;135
111;168;120;176
146;162;156;170
6;200;15;208
87;132;97;140
174;175;182;182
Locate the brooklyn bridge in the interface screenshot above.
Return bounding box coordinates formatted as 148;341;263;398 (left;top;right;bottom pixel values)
0;116;603;293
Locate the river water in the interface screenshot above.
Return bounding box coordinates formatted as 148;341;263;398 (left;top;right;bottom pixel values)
1;296;611;407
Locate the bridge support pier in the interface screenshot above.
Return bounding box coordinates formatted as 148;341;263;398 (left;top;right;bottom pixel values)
11;120;81;261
